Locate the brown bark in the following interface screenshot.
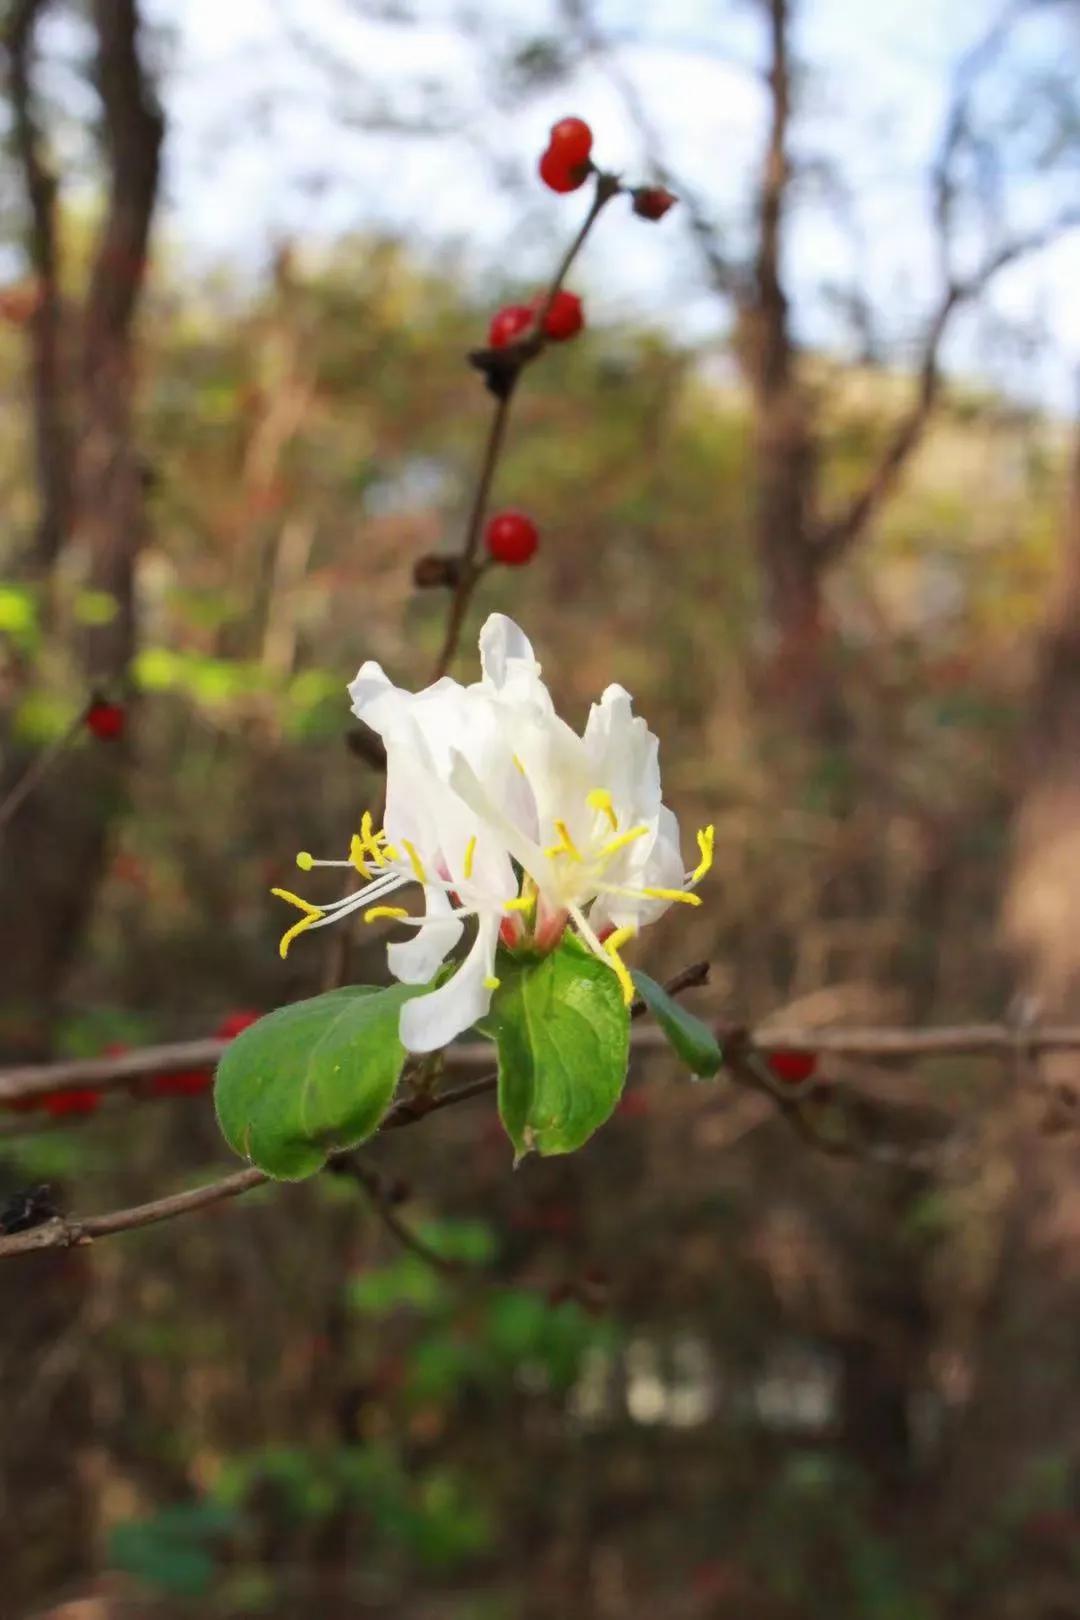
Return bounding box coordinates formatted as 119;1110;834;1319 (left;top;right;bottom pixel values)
4;0;74;574
79;0;164;680
1002;419;1080;1010
732;0;843;736
0;0;163;1056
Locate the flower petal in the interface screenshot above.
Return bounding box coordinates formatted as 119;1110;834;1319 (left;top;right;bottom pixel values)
477;613;553;714
583;683;661;825
398;912;501;1053
387;886;463;985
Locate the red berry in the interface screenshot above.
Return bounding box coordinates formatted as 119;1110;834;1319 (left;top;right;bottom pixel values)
485;510;539;567
548;117;593;167
45;1088;102;1118
766;1049;818;1085
617;1089;652;1119
488;304;534;349
86;700;125;741
540;289;584;342
538;146;588;194
152;1068;213;1098
632;185;677;222
216;1010;260;1039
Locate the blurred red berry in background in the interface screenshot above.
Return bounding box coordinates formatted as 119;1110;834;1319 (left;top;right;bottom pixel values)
45;1088;102;1119
548;117;593;167
766;1049;818;1085
633;186;677;221
489;304;534;348
485;510;539;566
86;701;126;741
539;289;584;342
216;1010;260;1040
538;147;588;194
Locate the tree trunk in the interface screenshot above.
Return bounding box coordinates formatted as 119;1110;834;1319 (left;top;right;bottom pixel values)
1002;418;1080;1015
736;0;847;742
0;0;162;1057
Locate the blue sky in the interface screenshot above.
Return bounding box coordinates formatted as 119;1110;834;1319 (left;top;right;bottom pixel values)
148;0;1080;407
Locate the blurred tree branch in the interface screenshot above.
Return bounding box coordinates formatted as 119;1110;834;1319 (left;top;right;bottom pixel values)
0;961;710;1259
4;0;73;575
570;0;1080;735
0;0;163;1057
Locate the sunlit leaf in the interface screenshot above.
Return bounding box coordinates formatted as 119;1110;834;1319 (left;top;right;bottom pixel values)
486;936;629;1159
215;984;428;1179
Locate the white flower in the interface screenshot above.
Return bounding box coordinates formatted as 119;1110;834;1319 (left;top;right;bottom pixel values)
272;614;713;1053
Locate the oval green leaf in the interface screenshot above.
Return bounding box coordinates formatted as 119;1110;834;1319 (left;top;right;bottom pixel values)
215;984;425;1180
630;969;722;1078
488;937;630;1160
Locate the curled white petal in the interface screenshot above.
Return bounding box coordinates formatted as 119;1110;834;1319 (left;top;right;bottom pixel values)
398;912;501;1054
477;613;553;714
387;886;463;985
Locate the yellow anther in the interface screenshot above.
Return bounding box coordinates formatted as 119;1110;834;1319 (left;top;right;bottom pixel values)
363;905;410;924
271;886;323;918
463;834;477;881
383;843;400;861
271;887;325;959
692;824;715;885
349;834;372;879
586;788;618;831
295;851;314;872
603;925;637;1006
483;975;501;992
278;912;321;959
505;894;535;914
401;839;427;884
360;811;388;867
641;887;703;906
544;819;582;861
600;824;649;860
513;753;527;775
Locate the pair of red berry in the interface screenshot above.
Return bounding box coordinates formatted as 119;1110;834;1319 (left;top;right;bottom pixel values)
538;113;676;223
489;289;584;350
538;116;593;194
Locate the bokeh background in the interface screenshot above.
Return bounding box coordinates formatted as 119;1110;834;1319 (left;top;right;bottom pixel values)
3;1;1080;1615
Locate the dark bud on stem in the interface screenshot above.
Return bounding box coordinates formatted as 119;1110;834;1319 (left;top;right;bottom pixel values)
632;186;677;222
413;553;462;590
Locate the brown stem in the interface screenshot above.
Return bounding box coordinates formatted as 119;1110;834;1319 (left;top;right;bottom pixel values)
329;1159;470;1275
430;171;621;680
0;703;88;835
432;389;513;677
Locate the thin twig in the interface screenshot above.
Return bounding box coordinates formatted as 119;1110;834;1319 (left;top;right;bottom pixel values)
431;171;621;679
432;390;512;677
329;1158;468;1275
0;704;88;835
10;1005;1080;1109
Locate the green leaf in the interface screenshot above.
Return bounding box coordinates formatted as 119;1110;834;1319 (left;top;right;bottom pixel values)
215;985;426;1179
108;1503;235;1599
487;937;629;1159
630;970;722;1078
